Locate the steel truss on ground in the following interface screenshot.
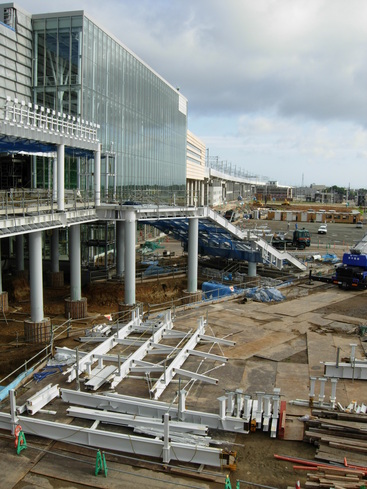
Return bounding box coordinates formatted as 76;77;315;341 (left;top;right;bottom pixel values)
0;308;281;469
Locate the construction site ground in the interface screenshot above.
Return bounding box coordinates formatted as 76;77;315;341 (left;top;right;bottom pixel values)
0;221;367;488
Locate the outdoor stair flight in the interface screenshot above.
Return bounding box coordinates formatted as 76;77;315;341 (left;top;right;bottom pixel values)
203;208;307;271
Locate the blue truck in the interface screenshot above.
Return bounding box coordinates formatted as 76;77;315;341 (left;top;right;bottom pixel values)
309;250;367;290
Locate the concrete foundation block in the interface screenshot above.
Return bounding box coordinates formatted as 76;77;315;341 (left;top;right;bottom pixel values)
181;289;202;305
65;297;87;319
0;291;8;312
24;317;51;343
47;271;64;287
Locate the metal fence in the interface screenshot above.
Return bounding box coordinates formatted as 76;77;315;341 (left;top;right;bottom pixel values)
0;188;95;218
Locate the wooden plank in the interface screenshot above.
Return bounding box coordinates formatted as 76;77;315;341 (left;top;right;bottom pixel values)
305;431;367;448
329;441;367;454
315;447;367;468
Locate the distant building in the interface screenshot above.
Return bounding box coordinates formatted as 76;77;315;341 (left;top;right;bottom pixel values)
255;181;293;203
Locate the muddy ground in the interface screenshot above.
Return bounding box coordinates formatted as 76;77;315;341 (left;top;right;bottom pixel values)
1;269;367;488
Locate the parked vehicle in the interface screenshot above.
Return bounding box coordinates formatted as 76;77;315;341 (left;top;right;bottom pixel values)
271;228;311;250
356;222;363;229
318;225;327;234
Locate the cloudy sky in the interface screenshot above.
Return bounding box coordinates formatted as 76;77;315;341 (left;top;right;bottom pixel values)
18;0;367;188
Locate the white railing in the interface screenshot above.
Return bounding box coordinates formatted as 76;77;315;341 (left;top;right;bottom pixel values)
4;96;100;142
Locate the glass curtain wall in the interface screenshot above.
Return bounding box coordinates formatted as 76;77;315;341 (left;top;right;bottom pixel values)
32;15;83;190
82;16;187;203
32;12;187;203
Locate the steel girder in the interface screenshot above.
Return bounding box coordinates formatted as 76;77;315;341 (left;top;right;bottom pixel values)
150;317;212;400
66;406;208;435
0;410;224;467
60;389;249;433
64;310;173;386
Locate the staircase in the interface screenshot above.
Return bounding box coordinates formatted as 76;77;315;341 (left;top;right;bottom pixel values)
203;207;306;271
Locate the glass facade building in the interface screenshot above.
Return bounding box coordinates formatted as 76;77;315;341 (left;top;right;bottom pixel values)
1;4;188;202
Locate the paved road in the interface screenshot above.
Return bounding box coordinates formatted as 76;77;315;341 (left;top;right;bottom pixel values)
246;219;366;250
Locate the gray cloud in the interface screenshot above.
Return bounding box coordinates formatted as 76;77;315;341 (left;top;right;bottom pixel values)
22;0;367;125
18;0;367;186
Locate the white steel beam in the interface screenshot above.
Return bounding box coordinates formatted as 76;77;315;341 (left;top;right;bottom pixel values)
0;411;225;467
25;383;60;415
64;309;173;385
150;318;206;399
187;349;228;362
324;361;367;379
66;406;208;435
173;368;218;385
84;365;117;391
64;313;141;382
199;335;236;346
60;389;248;433
110;314;174;389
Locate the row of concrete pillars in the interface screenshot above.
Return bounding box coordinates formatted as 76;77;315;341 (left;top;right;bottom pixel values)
0;214;209;343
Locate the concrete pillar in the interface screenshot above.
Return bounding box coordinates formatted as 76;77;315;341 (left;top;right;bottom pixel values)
94;144;101;206
23;232;51;342
69;225;81;301
248;261;257;277
77;157;81;190
116;221;125;278
52;157;57;202
124;209;136;306
187;217;198;293
57;144;65;211
29;231;44;323
16;235;25;272
65;224;87;319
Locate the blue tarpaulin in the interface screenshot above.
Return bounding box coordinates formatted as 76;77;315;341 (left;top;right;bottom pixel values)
244;287;285;302
202;281;242;300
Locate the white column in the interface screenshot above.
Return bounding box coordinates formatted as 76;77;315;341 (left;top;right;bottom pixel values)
69;225;81;301
29;231;44;323
187;217;198;293
116;221;125;277
248;261;257;277
57;144;65;211
124;209;136;305
52;157;57;202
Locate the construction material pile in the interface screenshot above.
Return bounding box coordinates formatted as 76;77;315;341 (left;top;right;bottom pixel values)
300;466;366;489
305;408;367;474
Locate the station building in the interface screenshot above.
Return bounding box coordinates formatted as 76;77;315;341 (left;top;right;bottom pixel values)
0;2;192;335
0;3;275;343
0;3;187;200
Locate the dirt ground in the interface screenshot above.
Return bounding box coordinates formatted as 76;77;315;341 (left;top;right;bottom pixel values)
1;266;367;488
